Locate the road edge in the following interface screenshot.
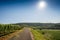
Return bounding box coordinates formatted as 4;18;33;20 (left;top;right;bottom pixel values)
30;28;34;40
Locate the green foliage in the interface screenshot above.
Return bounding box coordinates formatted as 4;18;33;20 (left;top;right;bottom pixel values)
31;29;46;40
46;30;60;40
38;30;60;40
32;28;60;40
0;24;22;37
15;23;60;29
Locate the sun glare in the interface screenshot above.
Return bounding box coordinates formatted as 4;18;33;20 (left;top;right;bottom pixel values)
37;1;47;10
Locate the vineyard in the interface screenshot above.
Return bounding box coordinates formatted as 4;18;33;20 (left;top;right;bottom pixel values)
0;24;22;37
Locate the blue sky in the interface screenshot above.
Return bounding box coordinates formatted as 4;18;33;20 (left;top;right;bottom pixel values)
0;0;60;24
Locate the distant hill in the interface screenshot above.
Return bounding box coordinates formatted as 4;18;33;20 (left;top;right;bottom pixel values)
13;23;60;29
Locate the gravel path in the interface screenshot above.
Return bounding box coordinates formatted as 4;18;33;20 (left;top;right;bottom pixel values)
9;28;32;40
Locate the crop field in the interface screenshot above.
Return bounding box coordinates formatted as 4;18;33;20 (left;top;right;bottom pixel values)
45;30;60;40
31;28;60;40
0;24;22;37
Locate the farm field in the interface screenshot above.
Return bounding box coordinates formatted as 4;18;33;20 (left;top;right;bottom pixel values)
31;28;60;40
0;24;23;37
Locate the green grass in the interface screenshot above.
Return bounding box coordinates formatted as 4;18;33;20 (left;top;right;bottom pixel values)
31;29;46;40
31;28;60;40
38;30;60;40
46;30;60;40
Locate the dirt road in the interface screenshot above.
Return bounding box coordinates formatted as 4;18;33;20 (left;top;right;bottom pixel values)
9;28;32;40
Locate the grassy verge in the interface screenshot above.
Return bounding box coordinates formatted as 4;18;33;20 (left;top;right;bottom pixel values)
31;29;46;40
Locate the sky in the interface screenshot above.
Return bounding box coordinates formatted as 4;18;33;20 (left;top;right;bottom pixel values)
0;0;60;24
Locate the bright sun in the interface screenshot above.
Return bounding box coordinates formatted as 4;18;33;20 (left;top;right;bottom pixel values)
37;1;47;10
